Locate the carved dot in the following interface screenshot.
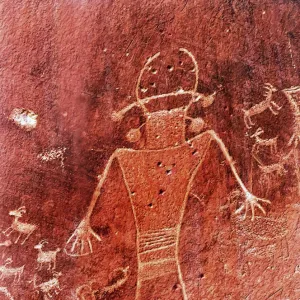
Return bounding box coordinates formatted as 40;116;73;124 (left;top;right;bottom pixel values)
179;61;183;66
159;189;165;195
192;149;198;155
131;191;136;196
157;161;163;167
156;135;160;139
166;169;172;175
198;273;205;279
151;68;157;74
167;65;174;72
148;203;153;208
172;283;181;290
150;82;156;88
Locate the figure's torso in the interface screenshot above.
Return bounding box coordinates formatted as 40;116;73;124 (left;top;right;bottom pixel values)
117;132;212;233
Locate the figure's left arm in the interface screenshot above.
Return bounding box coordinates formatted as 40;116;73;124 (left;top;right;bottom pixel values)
206;130;271;221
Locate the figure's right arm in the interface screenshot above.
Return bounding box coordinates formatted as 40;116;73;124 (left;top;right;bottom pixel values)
64;150;120;257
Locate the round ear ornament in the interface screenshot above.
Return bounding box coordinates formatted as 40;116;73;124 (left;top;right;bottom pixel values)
188;117;205;133
126;128;142;143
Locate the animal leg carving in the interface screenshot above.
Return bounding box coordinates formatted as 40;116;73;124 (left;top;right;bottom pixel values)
244;116;255;129
15;233;22;244
22;232;33;245
3;228;13;236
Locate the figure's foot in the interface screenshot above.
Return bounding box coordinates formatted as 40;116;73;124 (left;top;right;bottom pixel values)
64;219;101;257
235;191;271;221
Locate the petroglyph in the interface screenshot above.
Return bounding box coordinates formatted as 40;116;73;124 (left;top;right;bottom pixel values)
251;127;278;155
76;266;129;300
282;86;300;147
244;244;276;259
0;287;14;300
65;48;271;300
31;272;62;300
9;108;38;131
243;83;280;129
139;228;177;254
233;216;287;241
0;240;12;247
0;258;24;283
38;147;66;168
258;162;287;195
3;207;37;245
34;240;61;270
244;83;300;196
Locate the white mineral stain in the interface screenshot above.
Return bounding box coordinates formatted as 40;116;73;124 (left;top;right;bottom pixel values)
38;147;66;168
9;108;38;131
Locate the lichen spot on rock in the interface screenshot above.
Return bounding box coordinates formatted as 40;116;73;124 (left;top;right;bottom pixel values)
9;108;38;131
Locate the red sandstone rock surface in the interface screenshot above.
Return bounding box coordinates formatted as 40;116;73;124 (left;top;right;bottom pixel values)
0;1;299;299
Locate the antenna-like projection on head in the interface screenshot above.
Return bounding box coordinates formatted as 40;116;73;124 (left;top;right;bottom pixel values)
178;48;199;94
111;52;161;122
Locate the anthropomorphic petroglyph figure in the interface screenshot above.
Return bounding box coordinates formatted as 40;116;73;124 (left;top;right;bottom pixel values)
0;258;24;283
0;287;14;300
3;206;37;245
34;240;61;270
65;48;270;300
32;271;62;300
251;127;278;155
76;266;129;300
243;83;281;129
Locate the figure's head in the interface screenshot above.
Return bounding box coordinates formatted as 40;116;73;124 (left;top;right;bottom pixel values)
112;48;216;147
9;206;26;217
34;240;48;249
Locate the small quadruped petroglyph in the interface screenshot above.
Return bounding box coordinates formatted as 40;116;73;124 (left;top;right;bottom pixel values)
0;258;24;283
34;240;61;271
244;83;300;196
3;206;37;245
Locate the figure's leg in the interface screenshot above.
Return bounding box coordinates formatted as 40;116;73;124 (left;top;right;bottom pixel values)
22;231;33;245
3;227;13;236
271;101;282;111
244;115;254;129
15;233;22;244
269;104;279;115
207;130;271;220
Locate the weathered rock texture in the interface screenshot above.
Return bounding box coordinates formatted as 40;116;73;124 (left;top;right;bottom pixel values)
0;1;299;299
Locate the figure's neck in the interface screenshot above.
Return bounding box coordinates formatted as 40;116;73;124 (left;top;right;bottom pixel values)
144;108;186;149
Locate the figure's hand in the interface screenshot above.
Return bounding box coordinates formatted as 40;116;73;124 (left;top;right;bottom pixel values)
64;219;101;257
235;191;271;221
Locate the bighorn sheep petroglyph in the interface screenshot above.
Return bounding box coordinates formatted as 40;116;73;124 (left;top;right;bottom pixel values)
34;240;61;270
0;258;24;283
251;127;278;155
243;83;281;128
3;207;37;245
